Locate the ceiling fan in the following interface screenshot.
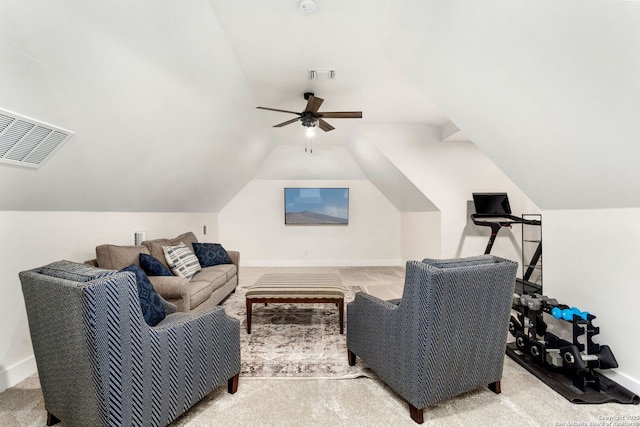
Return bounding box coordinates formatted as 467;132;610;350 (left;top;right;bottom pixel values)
256;92;362;132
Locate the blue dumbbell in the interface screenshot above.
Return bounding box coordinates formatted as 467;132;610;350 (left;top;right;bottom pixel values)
561;307;590;321
561;307;579;321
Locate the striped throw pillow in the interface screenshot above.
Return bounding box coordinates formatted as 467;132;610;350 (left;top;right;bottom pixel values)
162;242;201;280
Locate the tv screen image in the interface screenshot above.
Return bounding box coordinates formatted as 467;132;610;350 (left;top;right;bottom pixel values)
284;188;349;225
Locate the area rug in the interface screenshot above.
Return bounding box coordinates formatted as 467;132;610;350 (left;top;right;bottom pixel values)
222;284;375;379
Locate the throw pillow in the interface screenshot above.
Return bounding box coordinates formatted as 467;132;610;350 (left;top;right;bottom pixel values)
139;253;173;277
120;264;166;327
162;242;202;280
192;242;233;267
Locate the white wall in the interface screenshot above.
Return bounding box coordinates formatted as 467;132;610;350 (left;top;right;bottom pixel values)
0;211;217;392
219;179;401;266
401;212;442;262
543;208;640;394
356;123;539;265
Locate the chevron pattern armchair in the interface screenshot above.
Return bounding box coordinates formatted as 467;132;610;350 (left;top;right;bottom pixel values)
347;255;517;424
20;260;241;427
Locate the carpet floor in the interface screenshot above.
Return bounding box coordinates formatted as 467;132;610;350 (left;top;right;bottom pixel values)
225;266;400;378
1;266;638;426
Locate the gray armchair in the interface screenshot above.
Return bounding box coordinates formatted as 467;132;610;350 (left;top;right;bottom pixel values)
20;260;241;427
347;255;518;424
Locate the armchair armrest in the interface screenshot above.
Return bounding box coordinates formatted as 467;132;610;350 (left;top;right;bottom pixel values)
153;305;236;330
351;291;401;313
347;292;402;370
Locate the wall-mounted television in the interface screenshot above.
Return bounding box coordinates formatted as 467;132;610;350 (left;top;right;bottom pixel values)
284;188;349;225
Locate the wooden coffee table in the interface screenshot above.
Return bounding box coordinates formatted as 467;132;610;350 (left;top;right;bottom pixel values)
245;273;345;334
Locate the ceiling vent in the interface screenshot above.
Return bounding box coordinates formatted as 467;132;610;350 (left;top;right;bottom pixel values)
0;108;74;169
308;69;336;80
298;0;318;14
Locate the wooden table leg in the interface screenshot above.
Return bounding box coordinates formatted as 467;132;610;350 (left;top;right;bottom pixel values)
246;299;252;334
339;298;344;334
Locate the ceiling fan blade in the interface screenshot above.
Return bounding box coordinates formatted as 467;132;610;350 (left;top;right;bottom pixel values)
318;111;363;119
274;117;301;127
305;96;324;114
318;118;335;132
256;106;301;115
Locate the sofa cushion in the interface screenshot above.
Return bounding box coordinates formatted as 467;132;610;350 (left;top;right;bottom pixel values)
96;244;150;270
195;264;237;283
162;242;202;280
192;242;233;267
191;265;231;286
187;279;216;309
139;253;173;277
120;264;166;326
142;232;198;270
40;260;115;282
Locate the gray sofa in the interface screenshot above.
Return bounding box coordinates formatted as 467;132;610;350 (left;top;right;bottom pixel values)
88;231;239;313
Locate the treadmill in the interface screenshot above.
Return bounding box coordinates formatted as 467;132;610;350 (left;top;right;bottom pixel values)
471;193;542;292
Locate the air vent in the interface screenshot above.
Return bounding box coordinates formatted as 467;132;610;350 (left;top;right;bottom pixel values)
308;69;336;80
0;108;74;169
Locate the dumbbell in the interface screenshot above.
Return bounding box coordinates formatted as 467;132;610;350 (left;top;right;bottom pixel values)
551;306;590;321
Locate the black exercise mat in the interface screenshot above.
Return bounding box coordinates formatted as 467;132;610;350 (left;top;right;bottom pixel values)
506;342;639;405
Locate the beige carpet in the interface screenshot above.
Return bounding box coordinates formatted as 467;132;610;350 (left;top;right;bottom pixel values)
1;267;638;426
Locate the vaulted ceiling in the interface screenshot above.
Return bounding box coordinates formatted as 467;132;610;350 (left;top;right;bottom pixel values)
1;1;638;212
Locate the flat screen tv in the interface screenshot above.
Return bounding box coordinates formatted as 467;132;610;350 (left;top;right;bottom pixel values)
284;188;349;225
472;192;512;215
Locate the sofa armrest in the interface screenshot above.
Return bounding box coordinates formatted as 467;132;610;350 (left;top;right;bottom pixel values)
227;250;240;282
148;276;191;312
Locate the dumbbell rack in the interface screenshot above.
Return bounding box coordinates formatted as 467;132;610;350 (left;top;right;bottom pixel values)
507;296;639;404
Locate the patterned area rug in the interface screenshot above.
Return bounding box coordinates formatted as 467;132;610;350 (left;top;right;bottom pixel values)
222;284;375;379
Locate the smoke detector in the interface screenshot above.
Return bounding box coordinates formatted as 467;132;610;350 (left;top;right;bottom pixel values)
298;0;318;14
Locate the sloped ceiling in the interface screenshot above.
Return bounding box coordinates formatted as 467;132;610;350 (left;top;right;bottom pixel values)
389;0;640;210
1;1;637;212
0;1;273;211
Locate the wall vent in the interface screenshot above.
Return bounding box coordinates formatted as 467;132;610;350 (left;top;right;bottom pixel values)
308;69;336;80
0;108;74;169
133;230;146;246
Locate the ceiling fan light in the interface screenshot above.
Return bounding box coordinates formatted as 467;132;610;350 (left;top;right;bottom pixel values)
298;0;318;14
305;127;316;138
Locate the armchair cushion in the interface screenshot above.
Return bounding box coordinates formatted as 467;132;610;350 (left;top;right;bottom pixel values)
162;242;202;280
139;253;173;277
192;242;233;267
120;264;166;326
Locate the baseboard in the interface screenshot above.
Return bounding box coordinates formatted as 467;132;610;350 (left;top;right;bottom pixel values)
241;259;403;267
0;355;37;393
599;369;640;396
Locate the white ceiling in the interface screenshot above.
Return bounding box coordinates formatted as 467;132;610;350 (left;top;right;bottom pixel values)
210;0;448;127
1;0;639;212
